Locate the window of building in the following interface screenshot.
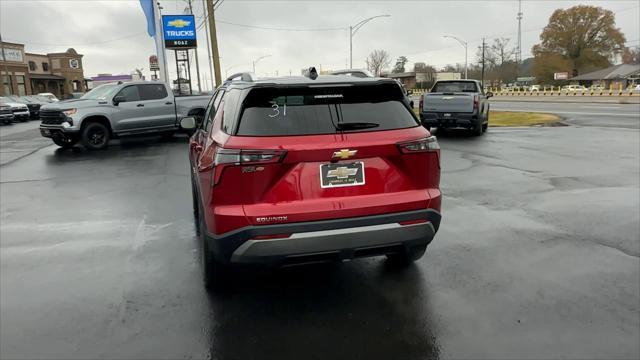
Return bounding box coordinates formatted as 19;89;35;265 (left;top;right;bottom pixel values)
2;75;12;95
42;62;49;71
28;61;36;71
16;76;26;96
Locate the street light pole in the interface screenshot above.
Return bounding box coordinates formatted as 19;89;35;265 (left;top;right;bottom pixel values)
443;35;468;79
349;15;390;69
252;55;271;74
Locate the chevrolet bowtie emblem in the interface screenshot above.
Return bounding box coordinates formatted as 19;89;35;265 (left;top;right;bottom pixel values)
327;166;358;179
168;19;191;28
332;149;357;159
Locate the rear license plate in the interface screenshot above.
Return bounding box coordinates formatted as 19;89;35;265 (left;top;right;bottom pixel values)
443;113;452;117
40;129;51;137
320;162;365;188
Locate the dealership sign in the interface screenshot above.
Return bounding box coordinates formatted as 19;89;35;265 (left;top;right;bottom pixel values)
162;15;197;49
554;72;569;80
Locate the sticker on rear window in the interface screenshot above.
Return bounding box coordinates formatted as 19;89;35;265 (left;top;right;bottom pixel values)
314;94;343;99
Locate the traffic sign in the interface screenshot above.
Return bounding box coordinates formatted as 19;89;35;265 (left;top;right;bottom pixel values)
162;15;197;49
149;55;159;71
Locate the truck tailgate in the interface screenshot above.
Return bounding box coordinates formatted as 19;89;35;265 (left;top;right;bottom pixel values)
423;93;474;113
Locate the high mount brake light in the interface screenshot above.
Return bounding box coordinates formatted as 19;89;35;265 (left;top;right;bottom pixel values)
397;136;440;153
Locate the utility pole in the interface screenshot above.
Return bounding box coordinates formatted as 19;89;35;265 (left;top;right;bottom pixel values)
186;0;201;93
205;0;222;87
516;0;523;78
481;38;486;87
201;0;214;89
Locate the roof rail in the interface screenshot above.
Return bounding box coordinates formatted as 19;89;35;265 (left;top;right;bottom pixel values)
225;72;257;82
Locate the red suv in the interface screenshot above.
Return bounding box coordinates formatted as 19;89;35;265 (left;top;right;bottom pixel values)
183;70;441;288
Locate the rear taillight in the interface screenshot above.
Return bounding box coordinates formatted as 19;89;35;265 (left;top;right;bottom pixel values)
214;148;287;165
419;94;424;110
473;95;479;110
212;148;287;185
397;136;440;153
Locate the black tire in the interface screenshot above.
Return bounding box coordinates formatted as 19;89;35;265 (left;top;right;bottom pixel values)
52;135;78;149
484;110;490;132
472;119;484;136
199;212;232;290
81;122;110;150
191;176;200;236
386;244;427;266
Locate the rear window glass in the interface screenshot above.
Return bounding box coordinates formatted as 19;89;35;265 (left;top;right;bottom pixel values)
236;83;417;136
432;81;478;93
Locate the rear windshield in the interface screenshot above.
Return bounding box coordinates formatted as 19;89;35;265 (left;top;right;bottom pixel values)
432;81;478;93
236;83;417;136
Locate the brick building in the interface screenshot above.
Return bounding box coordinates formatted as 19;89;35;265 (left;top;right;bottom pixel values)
1;42;86;98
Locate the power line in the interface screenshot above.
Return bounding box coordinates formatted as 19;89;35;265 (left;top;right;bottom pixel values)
5;32;147;47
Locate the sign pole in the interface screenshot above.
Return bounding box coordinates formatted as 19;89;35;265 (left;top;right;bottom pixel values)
153;2;169;84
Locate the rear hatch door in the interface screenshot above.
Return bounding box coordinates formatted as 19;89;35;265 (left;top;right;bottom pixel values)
216;81;439;225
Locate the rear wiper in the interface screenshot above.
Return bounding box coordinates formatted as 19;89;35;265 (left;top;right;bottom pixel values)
335;122;380;130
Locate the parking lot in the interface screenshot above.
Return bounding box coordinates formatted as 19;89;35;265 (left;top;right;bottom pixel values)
1;110;639;359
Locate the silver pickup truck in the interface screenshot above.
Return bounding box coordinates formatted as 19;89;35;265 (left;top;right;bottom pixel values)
39;81;209;150
420;80;492;136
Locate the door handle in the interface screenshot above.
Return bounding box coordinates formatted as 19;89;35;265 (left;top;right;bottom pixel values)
165;102;173;105
136;104;144;107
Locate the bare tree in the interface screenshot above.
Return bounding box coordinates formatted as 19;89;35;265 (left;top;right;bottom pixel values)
366;49;391;76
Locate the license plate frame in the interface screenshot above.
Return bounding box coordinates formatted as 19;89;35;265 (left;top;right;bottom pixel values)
319;162;365;188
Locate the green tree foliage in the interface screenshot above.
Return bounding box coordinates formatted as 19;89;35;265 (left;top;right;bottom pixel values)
532;5;626;83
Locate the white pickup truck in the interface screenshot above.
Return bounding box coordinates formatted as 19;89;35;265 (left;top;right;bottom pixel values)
419;80;492;136
39;81;209;150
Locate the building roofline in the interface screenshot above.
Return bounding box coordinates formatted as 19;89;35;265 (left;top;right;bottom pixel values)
0;41;24;47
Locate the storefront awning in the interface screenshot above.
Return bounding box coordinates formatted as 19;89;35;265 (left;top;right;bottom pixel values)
29;74;66;81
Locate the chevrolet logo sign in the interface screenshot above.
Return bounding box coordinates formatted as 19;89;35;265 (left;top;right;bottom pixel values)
327;167;358;179
168;19;191;28
332;149;357;159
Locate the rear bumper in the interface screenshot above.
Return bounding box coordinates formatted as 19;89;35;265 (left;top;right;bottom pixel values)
421;111;479;128
204;208;441;266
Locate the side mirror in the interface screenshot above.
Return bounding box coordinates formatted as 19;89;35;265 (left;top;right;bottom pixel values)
406;89;413;95
180;117;196;130
113;95;125;106
486;92;493;98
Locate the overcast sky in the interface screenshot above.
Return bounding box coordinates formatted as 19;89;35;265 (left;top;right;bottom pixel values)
1;0;638;91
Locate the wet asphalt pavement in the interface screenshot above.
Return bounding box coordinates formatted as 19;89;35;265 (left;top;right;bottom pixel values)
1;116;639;359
